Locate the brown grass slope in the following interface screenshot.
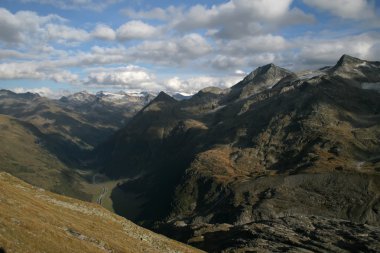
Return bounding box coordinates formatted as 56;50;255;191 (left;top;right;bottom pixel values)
0;114;90;200
0;172;203;253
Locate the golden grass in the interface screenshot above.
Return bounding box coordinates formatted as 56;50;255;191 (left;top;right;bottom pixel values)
0;172;203;253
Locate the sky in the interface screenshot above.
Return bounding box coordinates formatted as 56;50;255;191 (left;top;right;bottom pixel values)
0;0;379;98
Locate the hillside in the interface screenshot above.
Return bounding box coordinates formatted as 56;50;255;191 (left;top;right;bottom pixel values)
96;55;380;251
0;114;90;200
0;172;202;253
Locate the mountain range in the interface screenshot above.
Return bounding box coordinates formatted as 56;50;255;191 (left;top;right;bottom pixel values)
0;55;379;252
95;55;380;251
0;89;153;201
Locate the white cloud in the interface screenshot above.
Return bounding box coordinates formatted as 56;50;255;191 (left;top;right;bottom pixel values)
207;34;287;70
296;33;380;66
46;24;90;43
116;20;159;40
19;0;121;11
171;0;314;39
131;33;212;65
303;0;375;19
0;8;63;45
84;65;161;90
92;24;116;40
49;71;80;84
0;61;80;85
164;75;242;94
0;62;45;79
209;55;247;70
83;65;244;94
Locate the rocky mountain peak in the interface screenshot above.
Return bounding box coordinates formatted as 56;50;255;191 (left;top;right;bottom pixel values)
242;63;290;83
227;63;293;100
152;91;177;103
60;91;96;103
335;54;364;68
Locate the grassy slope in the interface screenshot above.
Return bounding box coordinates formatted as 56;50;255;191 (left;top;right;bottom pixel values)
0;172;202;253
0;114;90;200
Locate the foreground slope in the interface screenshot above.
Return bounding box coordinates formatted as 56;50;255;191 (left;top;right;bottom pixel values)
97;55;380;251
0;172;202;253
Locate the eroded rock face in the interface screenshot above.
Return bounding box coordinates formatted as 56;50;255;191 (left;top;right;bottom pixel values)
184;216;380;253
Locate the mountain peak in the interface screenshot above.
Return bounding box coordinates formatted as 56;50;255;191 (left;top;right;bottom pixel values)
228;63;293;100
152;91;176;103
335;54;364;67
243;63;291;83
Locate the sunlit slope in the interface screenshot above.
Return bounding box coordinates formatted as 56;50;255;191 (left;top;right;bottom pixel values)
0;172;203;253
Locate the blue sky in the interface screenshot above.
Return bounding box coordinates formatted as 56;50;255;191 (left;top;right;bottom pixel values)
0;0;379;97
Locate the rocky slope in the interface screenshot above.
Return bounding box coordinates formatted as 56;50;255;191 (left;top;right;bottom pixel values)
96;55;380;251
0;172;202;253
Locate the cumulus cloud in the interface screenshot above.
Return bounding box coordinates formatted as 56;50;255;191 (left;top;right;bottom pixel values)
19;0;121;11
0;61;80;84
122;1;314;40
0;8;63;45
92;24;116;41
131;33;212;65
0;8;93;47
303;0;375;19
116;20;159;40
0;62;45;79
46;24;90;43
164;75;243;94
82;65;244;94
167;0;313;39
49;71;80;84
296;33;380;66
84;65;161;90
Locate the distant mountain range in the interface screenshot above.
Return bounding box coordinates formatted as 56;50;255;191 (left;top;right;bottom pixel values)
0;55;379;252
0;89;154;201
